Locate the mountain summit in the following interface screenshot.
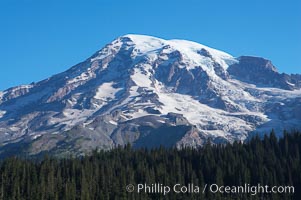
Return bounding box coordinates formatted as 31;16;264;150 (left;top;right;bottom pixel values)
0;34;301;157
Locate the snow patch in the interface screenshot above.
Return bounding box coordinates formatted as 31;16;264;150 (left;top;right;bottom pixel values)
8;84;33;92
67;70;95;84
131;64;153;87
109;120;118;125
286;81;295;86
0;92;4;104
0;110;6;118
32;134;41;140
94;82;122;100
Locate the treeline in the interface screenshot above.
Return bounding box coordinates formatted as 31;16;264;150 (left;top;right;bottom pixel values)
0;130;300;200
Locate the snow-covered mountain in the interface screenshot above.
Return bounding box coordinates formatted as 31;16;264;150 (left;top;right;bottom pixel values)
1;34;301;157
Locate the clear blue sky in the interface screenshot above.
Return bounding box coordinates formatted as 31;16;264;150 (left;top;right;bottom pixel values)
0;0;300;90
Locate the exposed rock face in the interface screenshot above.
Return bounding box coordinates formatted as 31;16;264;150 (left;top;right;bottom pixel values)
0;34;300;157
228;56;301;90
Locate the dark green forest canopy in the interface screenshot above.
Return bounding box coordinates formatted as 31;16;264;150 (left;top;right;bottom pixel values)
0;130;300;200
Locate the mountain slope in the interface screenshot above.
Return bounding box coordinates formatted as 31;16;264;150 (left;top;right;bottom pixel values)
0;34;301;157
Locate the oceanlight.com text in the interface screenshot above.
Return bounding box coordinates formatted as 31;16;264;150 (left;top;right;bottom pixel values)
126;183;295;196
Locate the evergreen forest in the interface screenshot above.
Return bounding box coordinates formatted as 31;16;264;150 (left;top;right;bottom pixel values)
0;130;300;200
